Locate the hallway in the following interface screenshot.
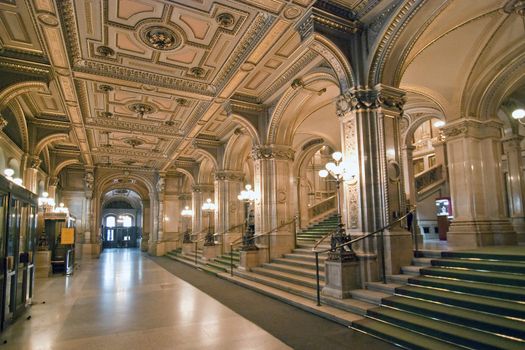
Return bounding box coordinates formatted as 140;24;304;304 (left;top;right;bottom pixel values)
1;249;290;350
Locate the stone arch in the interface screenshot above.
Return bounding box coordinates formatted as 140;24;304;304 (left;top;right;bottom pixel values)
196;157;216;184
266;70;340;146
230;114;261;146
35;133;69;156
174;168;195;187
5;100;29;152
223;131;253;171
52;159;81;178
193;148;218;171
309;33;355;90
402;109;444;148
0;81;48;109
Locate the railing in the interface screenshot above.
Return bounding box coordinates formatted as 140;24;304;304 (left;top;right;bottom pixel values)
415;164;443;192
311;208;417;306
190;228;208;265
213;223;245;251
307;195;337;222
229;217;297;277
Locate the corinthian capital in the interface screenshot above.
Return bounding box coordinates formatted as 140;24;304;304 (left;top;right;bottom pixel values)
0;116;7;131
336;89;378;117
29;156;42;169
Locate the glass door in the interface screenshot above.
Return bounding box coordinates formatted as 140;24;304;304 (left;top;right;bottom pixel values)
15;202;29;312
5;197;20;320
0;193;7;330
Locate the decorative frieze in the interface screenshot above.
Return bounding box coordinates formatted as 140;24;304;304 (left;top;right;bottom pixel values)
336;86;405;117
251;145;295;161
214;171;244;182
442;119;502;140
192;184;214;193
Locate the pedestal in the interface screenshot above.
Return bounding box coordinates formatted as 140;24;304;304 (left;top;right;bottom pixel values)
239;250;264;271
322;260;360;299
35;251;52;278
447;220;517;248
182;242;194;255
203;244;222;261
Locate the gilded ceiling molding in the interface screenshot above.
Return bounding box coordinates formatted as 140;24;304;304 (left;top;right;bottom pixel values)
214;170;244;182
93;147;168;160
34;133;69;156
442;118;502;141
212;12;275;90
251;144;295;161
0;60;51;77
96;172;155;201
0;81;48;110
309;35;354;90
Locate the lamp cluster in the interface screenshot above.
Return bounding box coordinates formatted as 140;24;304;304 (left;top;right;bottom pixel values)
318;151;355;181
512;108;525;123
202;198;216;212
237;184;256;201
3;168;24;187
181;206;193;217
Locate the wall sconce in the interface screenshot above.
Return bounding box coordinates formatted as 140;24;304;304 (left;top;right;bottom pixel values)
291;78;326;96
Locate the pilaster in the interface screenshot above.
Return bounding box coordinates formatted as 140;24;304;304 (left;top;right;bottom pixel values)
214;170;244;247
502;135;525;243
443;119;516;247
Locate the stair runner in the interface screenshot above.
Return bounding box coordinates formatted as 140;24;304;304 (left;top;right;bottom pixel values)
353;249;525;350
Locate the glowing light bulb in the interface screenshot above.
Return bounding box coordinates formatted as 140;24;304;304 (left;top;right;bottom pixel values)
512;109;525;120
332;151;343;161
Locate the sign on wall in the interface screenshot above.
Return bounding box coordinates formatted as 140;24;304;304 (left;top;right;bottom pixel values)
61;228;75;244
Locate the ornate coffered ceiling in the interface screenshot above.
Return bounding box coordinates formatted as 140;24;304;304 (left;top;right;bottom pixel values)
0;0;383;174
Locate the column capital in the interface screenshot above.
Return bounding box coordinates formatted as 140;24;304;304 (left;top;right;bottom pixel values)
29;155;41;169
214;170;244;182
0;116;7;131
84;171;94;191
49;176;59;186
336;85;405;118
442;118;502;140
192;184;214;193
251;144;294;161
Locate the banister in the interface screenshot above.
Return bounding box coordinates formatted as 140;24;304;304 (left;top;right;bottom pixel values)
312;229;337;250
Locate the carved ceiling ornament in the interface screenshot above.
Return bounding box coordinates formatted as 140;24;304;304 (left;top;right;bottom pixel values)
128;103;156;117
96;46;114;57
251;145;295;161
123;138;144;148
29;156;42;169
216;13;235;27
140;26;181;51
336;89;378;117
0;116;8;131
442;119;503;140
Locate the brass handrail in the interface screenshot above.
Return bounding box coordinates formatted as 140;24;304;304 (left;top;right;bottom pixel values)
190;228;210;265
312;207;417;306
312;229;337;250
213;223;244;237
229;217;297;276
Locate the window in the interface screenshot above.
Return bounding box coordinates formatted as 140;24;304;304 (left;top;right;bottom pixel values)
106;216;115;241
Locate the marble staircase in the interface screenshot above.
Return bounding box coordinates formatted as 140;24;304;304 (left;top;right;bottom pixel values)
166;247;240;274
353;249;525;349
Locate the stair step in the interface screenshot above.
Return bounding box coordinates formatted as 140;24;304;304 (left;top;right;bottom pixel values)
408;276;525;302
166;254;224;275
214;257;240;265
350;289;390;305
383;295;525;341
262;262;325;279
420;266;525;287
416;250;444;259
442;249;525;262
205;261;230;272
367;307;524;350
411;257;433;266
251;267;321;288
217;272;361;327
271;258;324;270
401;265;422;276
282;253;322;263
292;248;329;255
352;318;460;350
386;274;411;284
396;285;525;319
366;282;402;295
431;258;525;274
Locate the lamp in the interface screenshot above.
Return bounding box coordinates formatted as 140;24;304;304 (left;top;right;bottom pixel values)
318;151;357;261
238;184;257;251
433;120;446;128
3;168;14;180
181;205;193;243
512;108;525;123
201;198;216;246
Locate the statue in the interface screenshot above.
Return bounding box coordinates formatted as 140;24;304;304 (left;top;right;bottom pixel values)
156;177;165;193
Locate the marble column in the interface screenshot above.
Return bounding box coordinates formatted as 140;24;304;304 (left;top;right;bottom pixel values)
24;155;41;194
401;145;416;206
191;184;214;239
443;119;516;247
214;170;244;248
47;177;59;204
502;135;525;243
336;85;412;278
252;144;296;259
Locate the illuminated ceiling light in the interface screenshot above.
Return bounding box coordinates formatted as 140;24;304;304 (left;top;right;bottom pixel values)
433;120;446;128
13;178;23;186
4;168;14;178
512;108;525;120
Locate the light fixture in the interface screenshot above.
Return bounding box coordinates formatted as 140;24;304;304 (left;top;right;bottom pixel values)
433;120;446;128
202;198;216;246
3;168;14;179
318;151;357;261
13;178;23;186
291;78;326;96
512;108;525;120
237;184;257;201
181;206;193;217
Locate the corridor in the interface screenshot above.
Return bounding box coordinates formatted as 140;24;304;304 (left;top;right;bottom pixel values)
1;249;289;350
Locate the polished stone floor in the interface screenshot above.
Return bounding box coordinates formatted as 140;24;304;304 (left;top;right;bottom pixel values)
2;249;290;350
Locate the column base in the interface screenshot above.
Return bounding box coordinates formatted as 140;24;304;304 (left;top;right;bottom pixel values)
148;241;167;256
182;243;194;255
239;250;265;271
510;217;525;244
322;260;360;299
81;243;101;258
447;219;517;248
383;229;413;275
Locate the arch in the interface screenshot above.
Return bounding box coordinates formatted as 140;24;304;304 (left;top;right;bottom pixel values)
309;34;355;90
196;157;216;184
193;148;218;170
266;70;340;145
6;100;29;152
223;131;253;171
0;81;48;109
293;137;335;178
175;168;195;186
230;114;261;146
35;133;69;156
52;159;81;178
